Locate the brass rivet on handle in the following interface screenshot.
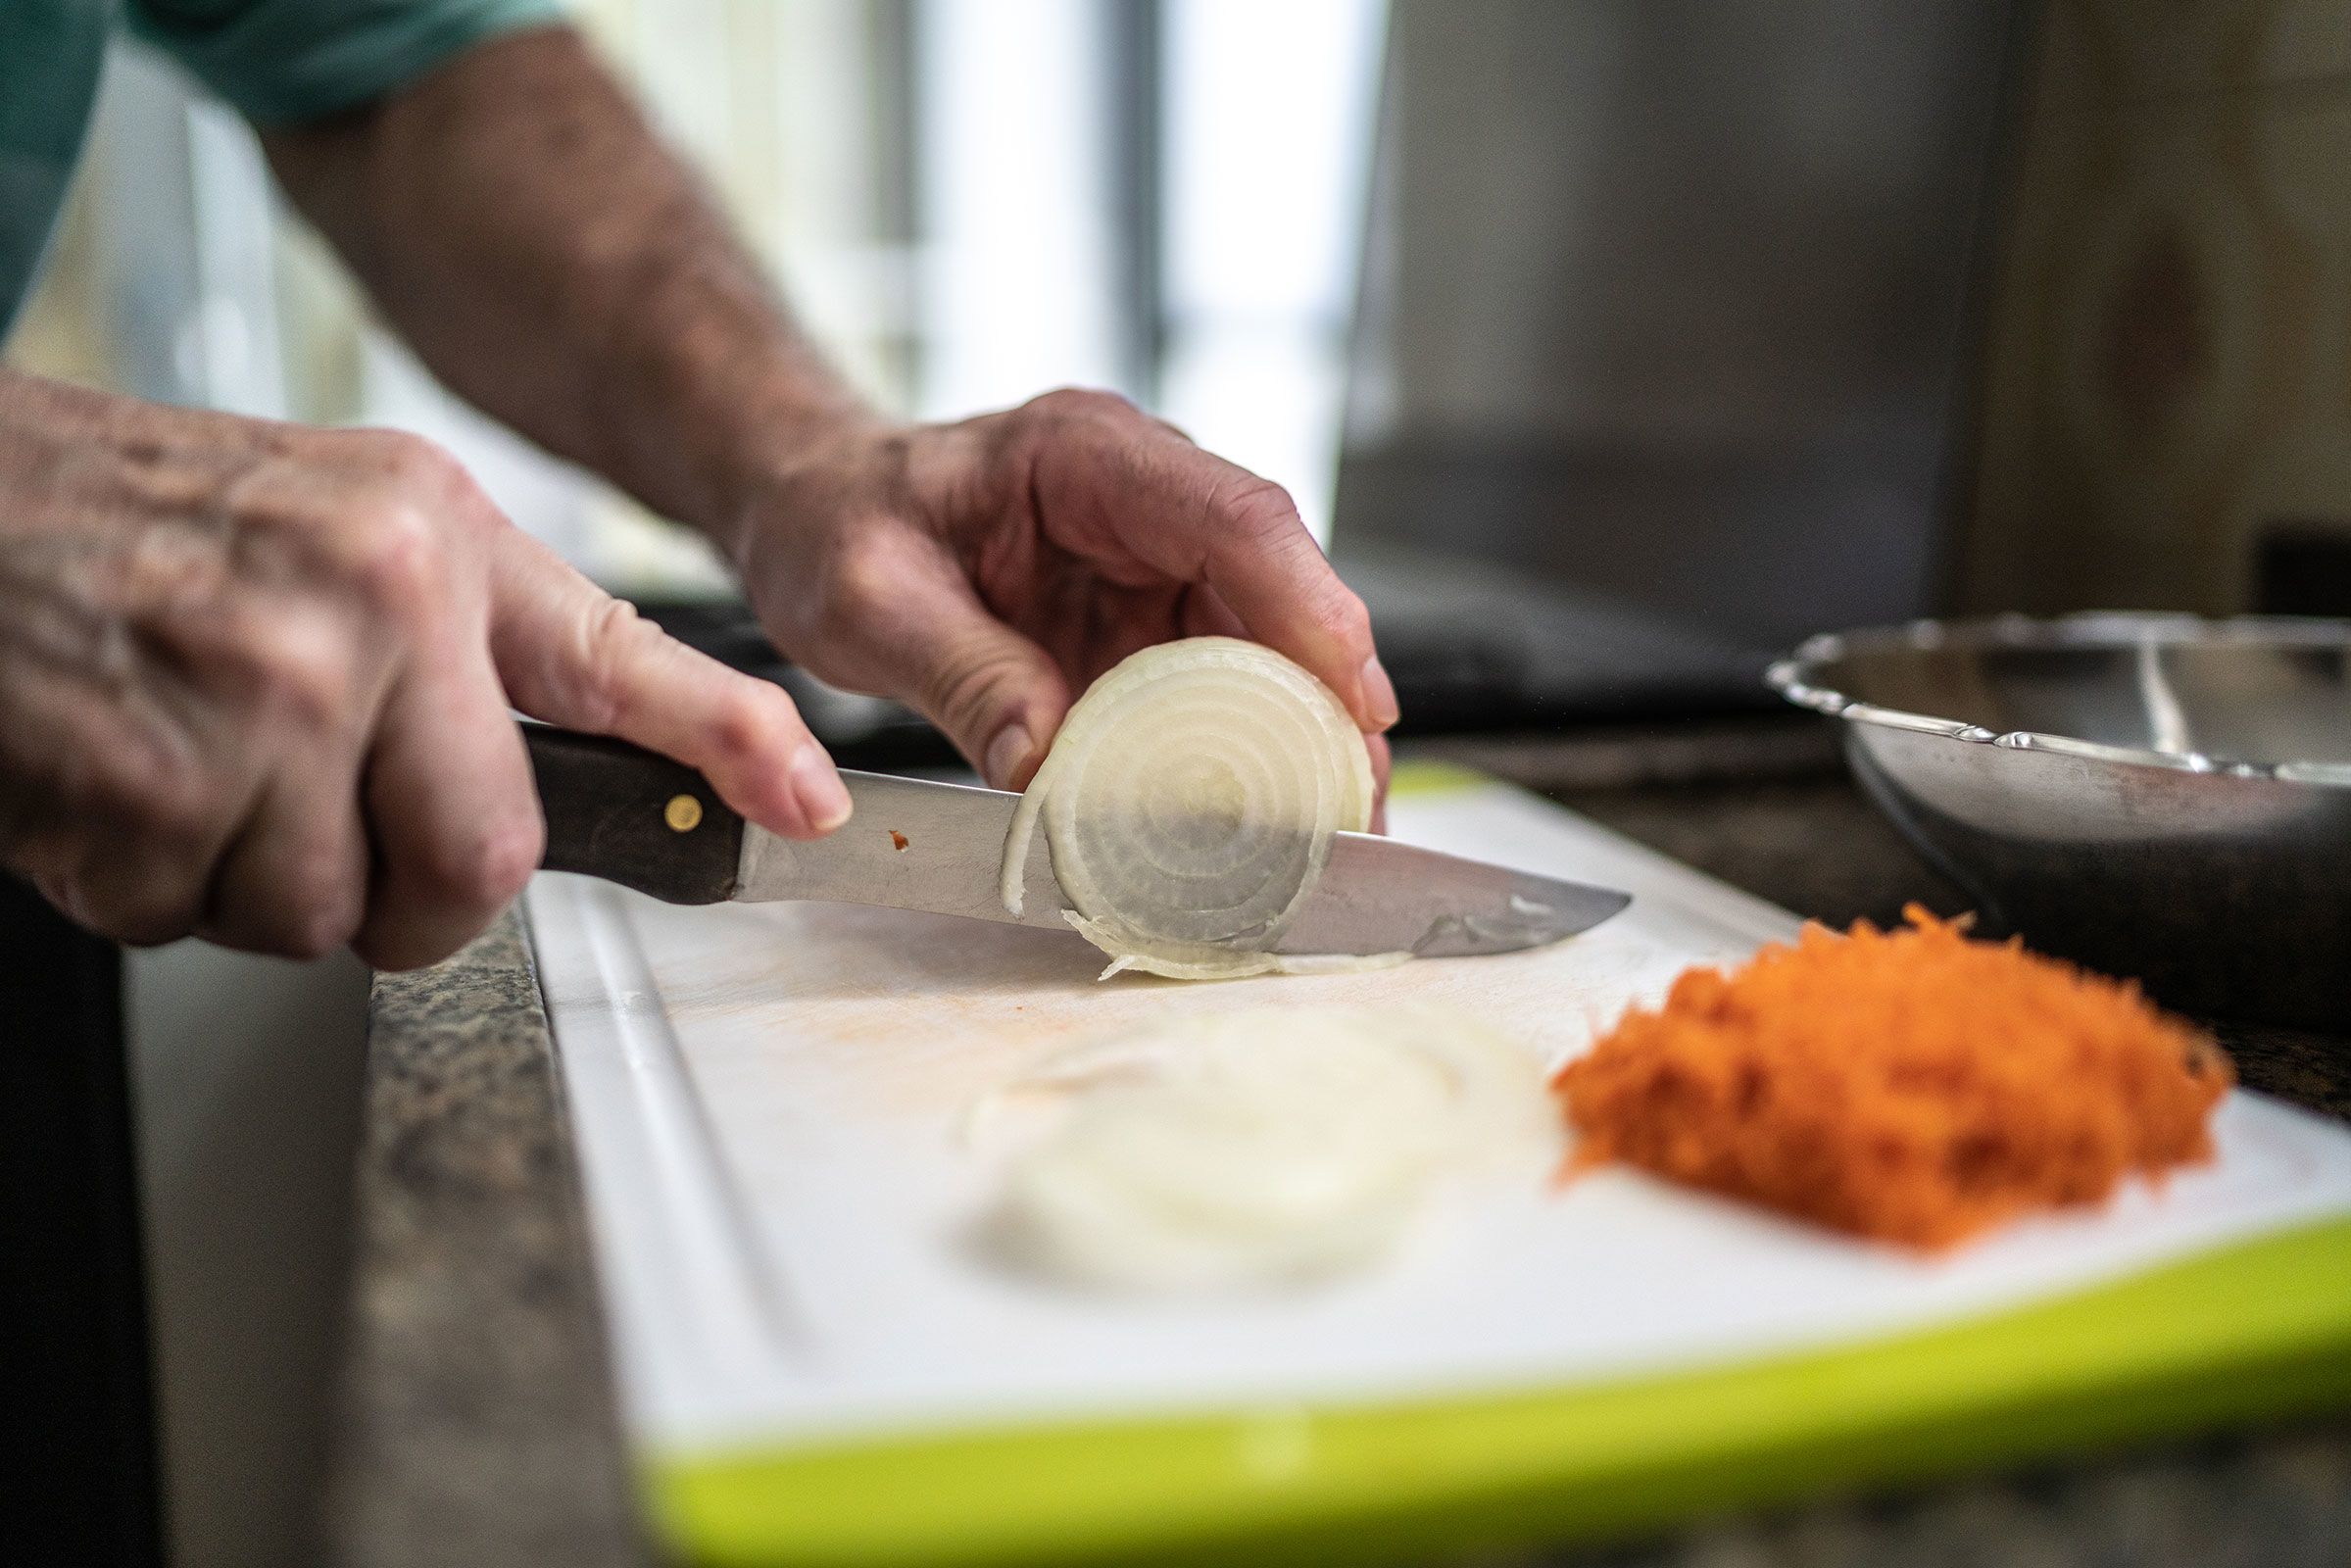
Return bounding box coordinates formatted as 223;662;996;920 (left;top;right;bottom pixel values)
663;794;705;833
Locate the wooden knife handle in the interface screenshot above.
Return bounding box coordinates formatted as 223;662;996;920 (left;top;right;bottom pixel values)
522;724;745;906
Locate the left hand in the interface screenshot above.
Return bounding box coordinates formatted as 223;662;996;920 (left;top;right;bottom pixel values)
728;388;1397;802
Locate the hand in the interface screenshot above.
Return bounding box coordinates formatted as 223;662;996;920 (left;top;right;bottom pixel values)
730;389;1397;800
0;372;843;969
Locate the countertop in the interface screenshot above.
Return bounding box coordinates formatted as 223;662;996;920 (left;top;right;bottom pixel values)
327;718;2351;1568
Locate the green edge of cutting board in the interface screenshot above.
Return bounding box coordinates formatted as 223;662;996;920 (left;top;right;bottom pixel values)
1383;758;1489;800
649;1212;2351;1568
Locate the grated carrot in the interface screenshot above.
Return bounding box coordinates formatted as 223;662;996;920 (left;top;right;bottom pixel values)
1553;906;2231;1250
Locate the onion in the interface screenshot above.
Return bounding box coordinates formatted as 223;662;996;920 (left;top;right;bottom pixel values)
978;1004;1556;1291
1000;637;1377;979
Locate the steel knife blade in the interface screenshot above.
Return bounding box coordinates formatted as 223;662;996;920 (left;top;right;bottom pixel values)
524;724;1630;957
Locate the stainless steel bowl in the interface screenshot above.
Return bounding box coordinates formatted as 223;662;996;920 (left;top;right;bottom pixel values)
1769;613;2351;1028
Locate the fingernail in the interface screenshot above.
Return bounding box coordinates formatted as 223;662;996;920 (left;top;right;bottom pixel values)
984;724;1035;791
1357;655;1400;729
788;744;854;832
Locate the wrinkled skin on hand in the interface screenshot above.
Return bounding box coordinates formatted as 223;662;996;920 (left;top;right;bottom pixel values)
0;371;838;969
733;388;1397;802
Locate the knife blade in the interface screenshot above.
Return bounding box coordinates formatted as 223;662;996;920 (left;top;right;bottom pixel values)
523;724;1629;957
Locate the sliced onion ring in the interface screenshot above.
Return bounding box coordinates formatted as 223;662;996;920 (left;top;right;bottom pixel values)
999;637;1378;979
975;1004;1559;1291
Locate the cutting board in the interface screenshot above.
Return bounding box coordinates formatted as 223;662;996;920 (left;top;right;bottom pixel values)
524;762;2351;1568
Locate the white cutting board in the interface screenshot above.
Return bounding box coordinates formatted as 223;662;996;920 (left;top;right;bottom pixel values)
527;770;2351;1475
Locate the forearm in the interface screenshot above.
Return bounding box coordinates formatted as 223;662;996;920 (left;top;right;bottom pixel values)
262;24;876;551
262;22;1396;797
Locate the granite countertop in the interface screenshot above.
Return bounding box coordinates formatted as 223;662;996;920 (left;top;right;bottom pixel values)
327;719;2351;1568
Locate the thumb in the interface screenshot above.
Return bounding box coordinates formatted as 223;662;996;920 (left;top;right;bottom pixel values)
849;559;1069;790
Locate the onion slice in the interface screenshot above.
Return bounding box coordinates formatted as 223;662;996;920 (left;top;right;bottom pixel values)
977;1004;1557;1291
1000;637;1377;979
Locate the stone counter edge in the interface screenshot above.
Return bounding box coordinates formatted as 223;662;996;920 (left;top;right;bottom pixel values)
324;907;649;1568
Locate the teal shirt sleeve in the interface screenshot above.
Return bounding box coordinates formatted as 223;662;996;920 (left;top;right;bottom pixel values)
128;0;568;126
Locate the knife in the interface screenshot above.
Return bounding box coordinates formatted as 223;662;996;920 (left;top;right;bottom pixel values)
521;724;1630;957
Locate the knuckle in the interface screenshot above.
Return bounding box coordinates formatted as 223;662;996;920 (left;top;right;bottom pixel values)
406;816;539;914
920;642;1024;743
100;744;218;846
809;538;896;644
62;858;205;948
709;683;791;762
924;669;992;742
347;499;447;615
1314;587;1374;646
364;428;470;496
273;848;366;959
1219;476;1301;540
245;622;354;723
443;810;545;909
1028;386;1134;425
569;595;650;733
475;811;546;905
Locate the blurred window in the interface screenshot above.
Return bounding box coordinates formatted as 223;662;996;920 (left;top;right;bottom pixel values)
8;0;1388;584
1156;0;1386;542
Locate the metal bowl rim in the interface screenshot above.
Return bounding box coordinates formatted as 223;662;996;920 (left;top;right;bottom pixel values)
1766;612;2351;788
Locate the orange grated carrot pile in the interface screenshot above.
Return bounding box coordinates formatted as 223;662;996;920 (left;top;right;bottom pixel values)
1553;906;2231;1250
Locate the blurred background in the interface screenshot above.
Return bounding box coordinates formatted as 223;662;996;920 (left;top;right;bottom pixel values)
28;0;2351;759
18;2;2351;1564
12;0;1386;583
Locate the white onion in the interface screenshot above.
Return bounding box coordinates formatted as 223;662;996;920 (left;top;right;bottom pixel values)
1000;637;1376;980
977;1004;1556;1292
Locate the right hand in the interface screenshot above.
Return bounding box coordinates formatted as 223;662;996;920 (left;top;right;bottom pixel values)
0;371;847;969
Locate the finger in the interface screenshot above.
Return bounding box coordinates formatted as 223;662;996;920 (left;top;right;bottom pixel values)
1047;425;1397;733
26;822;222;947
0;685;240;946
354;632;544;972
196;760;369;959
486;528;848;839
166;591;376;958
820;532;1069;789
